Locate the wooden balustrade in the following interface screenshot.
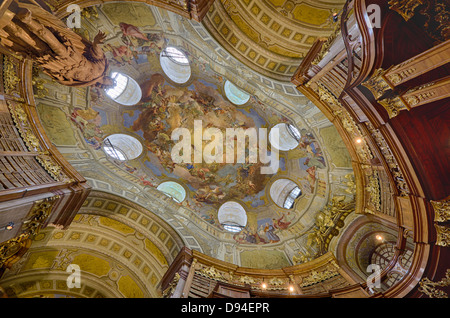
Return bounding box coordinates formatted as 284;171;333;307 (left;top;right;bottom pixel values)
0;48;91;275
161;248;367;298
292;0;450;298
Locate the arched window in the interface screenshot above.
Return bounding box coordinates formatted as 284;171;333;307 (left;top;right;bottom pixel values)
224;80;250;105
270;179;302;209
157;181;186;203
269;123;301;151
218;201;247;233
102;134;143;161
105;72;142;106
160;46;191;84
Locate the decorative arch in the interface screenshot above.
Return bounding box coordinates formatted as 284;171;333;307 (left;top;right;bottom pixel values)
49;0;215;23
0;190;186;298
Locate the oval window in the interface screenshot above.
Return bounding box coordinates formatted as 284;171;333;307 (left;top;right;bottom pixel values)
218;201;247;233
270;179;302;209
157;181;187;203
103;134;143;161
224;80;250;105
269;123;301;151
105;72;142;106
160;46;191;84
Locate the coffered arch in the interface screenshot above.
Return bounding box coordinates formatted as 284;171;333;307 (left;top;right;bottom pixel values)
0;190;187;298
202;0;346;81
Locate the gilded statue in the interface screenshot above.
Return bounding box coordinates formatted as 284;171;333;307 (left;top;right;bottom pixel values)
0;0;114;89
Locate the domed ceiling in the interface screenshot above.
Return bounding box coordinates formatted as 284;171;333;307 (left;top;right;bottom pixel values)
202;0;346;81
34;2;355;269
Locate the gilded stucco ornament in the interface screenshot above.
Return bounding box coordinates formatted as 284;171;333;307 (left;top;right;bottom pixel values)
162;272;180;298
197;265;226;282
0;196;58;268
431;200;450;223
2;54;22;98
0;234;30;269
7;100;74;183
299;267;339;287
419;269;450;298
362;68;392;100
22;196;60;237
435;224;450;247
377;95;408;119
306;196;355;256
388;0;424;21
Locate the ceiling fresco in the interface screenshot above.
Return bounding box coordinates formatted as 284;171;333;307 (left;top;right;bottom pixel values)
33;2;355;268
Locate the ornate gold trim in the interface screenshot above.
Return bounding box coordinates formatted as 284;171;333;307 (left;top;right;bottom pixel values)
362;68;392;100
299;262;340;287
431;200;450;223
0;196;59;268
435;224;450;247
377;95;409;119
419;269;450;298
2;54;21;97
7;100;74;184
431;199;450;247
388;0;424;21
0;234;29;269
22;196;60;238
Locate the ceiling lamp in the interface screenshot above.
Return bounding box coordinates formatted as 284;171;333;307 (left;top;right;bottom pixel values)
218;201;247;233
0;222;14;231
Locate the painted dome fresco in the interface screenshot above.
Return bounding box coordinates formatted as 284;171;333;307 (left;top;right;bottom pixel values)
34;2;354;268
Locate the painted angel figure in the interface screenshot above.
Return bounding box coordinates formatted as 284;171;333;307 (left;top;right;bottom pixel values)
0;0;114;89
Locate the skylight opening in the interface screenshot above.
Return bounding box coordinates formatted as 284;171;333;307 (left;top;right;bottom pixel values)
103;143;127;161
283;186;302;209
224;80;250;106
105;72;128;99
287;124;301;142
218;201;247;233
163;46;189;65
102;134;143;161
222;222;245;233
270;178;302;209
269;123;301;151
